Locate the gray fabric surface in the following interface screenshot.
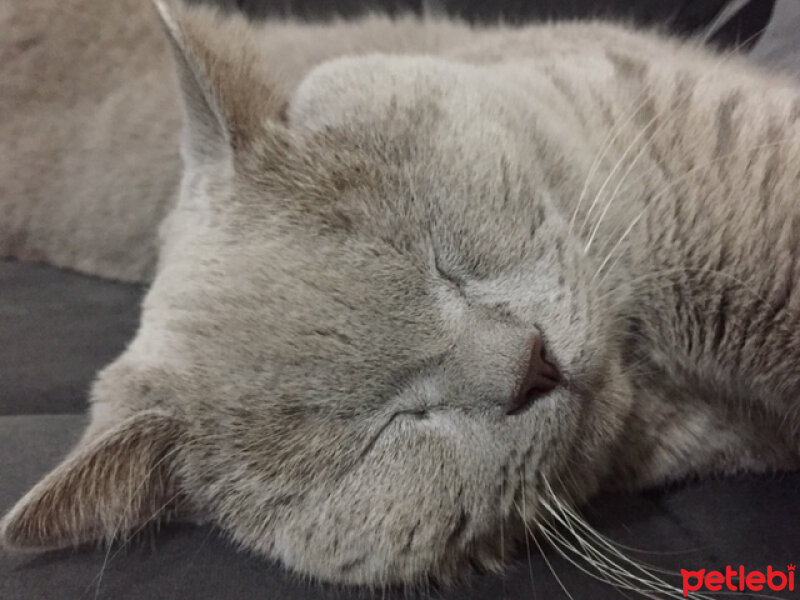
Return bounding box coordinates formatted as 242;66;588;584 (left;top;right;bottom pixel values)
0;261;143;416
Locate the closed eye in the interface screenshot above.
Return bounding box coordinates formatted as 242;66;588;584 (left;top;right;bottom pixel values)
397;408;429;420
434;256;465;290
356;409;431;463
428;224;466;291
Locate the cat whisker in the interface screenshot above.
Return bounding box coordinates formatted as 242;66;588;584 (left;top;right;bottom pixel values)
584;125;660;254
598;266;767;308
701;0;752;43
580;25;788;255
538;484;720;600
542;506;787;600
500;477;506;588
541;487;681;580
548;496;736;600
92;457;143;598
579;66;715;244
571;12;765;241
543;495;778;600
519;469;537;598
589;135;796;286
89;489;184;599
515;499;577;600
88;444;183;598
539;518;713;600
550;470;704;560
591;207;647;282
514;473;672;600
542;481;691;585
579;109;662;247
569;83;656;236
537;517;670;600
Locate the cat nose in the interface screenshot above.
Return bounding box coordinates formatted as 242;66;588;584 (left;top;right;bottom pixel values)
506;335;561;415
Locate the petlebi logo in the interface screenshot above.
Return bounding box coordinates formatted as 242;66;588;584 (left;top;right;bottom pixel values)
681;564;795;597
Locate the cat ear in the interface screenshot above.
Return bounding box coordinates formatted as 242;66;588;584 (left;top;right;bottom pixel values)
0;412;185;551
152;0;285;163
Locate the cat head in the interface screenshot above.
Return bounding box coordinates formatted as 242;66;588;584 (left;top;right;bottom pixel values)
1;1;634;585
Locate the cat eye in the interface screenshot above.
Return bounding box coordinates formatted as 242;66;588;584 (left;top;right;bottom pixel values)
433;255;465;290
403;409;429;420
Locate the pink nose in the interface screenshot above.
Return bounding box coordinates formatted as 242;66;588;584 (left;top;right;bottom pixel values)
506;335;561;415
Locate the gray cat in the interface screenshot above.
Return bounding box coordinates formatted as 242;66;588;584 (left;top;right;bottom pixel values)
1;0;799;592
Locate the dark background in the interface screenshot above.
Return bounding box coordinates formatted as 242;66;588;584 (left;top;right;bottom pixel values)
211;0;776;48
2;1;798;599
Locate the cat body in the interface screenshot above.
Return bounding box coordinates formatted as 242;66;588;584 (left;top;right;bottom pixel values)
1;0;799;588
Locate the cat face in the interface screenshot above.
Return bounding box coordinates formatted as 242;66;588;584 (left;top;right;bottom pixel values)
1;3;633;585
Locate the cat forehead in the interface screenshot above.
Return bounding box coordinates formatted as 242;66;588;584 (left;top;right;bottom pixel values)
288;55;486;133
284;54;545;197
280;54;537;219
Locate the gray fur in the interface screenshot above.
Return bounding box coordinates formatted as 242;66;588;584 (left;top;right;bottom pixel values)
1;0;799;589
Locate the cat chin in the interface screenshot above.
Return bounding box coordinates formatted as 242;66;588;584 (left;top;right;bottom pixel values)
207;414;615;587
247;503;533;586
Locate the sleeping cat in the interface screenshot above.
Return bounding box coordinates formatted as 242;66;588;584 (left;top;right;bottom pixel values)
1;0;799;591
